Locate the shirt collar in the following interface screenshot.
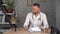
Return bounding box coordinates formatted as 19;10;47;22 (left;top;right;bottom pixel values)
32;11;41;20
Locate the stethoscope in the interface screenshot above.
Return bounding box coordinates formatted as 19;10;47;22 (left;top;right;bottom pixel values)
30;12;42;27
32;12;41;21
29;11;44;27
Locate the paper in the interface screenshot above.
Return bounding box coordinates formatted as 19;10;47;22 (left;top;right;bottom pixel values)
28;27;41;32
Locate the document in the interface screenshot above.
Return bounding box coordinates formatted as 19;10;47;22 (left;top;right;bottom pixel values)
28;27;41;32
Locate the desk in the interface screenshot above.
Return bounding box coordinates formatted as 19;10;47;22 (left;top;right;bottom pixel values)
3;28;50;34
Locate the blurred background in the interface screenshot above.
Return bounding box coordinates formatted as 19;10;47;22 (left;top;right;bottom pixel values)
0;0;60;33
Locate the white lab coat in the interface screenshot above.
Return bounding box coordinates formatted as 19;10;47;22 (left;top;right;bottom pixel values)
23;12;49;29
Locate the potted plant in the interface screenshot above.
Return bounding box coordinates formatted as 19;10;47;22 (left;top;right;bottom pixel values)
6;0;14;13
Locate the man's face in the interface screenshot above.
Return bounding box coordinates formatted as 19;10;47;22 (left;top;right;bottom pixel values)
32;6;40;14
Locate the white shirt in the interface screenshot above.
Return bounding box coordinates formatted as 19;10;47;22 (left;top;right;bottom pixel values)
23;12;49;29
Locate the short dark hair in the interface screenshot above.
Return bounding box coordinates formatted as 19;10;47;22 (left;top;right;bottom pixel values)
33;3;40;8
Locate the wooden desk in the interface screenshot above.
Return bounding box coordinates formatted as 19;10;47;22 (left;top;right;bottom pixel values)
3;28;50;34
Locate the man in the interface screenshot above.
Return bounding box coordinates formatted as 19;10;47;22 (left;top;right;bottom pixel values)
23;3;49;31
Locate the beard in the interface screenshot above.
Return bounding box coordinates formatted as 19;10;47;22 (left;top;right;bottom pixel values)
33;11;39;15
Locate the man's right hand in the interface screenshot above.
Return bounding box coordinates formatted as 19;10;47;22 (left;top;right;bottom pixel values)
24;26;28;30
39;26;45;31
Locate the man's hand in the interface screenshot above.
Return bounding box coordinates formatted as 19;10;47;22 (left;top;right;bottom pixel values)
24;26;28;30
40;26;45;31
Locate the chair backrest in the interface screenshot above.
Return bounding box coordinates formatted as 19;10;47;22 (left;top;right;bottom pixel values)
10;17;17;24
51;25;60;34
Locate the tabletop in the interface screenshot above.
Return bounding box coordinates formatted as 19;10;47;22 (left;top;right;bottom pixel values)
3;28;51;34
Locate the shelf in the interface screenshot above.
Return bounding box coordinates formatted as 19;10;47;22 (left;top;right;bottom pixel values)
0;11;3;14
0;22;16;24
0;22;9;24
0;29;7;32
0;11;12;15
0;11;17;24
0;11;13;24
2;4;7;6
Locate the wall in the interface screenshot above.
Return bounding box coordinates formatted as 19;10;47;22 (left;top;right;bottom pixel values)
56;0;60;31
14;0;42;27
14;0;56;27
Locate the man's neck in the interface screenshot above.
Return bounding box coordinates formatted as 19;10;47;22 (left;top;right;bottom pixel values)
33;12;40;17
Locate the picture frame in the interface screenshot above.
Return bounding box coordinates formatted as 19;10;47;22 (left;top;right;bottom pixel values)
40;0;47;3
27;0;33;6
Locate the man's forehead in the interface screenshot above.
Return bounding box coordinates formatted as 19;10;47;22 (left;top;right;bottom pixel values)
32;6;38;7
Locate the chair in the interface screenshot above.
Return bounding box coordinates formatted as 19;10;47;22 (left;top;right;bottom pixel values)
10;16;17;31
